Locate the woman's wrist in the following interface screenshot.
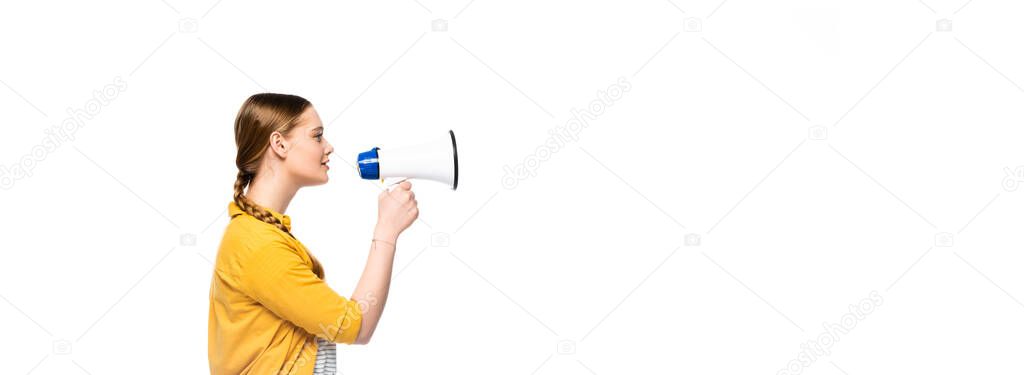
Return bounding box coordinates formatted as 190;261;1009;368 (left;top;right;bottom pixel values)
371;239;396;252
372;225;399;245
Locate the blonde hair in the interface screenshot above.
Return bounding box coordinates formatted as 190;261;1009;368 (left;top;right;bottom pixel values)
232;93;311;237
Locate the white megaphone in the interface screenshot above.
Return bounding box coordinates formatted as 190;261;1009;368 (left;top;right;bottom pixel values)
356;130;459;190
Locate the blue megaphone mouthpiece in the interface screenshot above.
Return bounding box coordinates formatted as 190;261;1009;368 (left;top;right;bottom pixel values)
356;147;380;180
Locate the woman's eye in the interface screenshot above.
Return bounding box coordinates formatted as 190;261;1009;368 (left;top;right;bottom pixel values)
315;134;323;142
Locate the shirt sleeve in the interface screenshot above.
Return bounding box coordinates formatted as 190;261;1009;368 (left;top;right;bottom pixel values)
239;238;363;344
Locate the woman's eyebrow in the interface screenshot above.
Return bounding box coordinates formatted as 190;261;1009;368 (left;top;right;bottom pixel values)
311;126;323;133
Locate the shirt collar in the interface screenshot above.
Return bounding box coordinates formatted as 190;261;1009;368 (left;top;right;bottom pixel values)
228;201;292;231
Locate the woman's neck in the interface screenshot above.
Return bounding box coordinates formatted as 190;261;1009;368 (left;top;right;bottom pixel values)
245;171;298;214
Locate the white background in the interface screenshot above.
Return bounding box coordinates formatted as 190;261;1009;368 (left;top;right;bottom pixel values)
2;0;1023;374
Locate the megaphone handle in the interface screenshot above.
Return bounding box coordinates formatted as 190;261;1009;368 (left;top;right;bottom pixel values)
384;177;410;191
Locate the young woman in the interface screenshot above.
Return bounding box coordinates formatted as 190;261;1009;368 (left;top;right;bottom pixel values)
208;93;419;375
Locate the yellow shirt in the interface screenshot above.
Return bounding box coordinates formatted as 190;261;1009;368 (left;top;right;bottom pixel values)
209;202;363;375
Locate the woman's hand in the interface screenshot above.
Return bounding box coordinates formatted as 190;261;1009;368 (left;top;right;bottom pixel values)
374;181;418;242
353;181;416;344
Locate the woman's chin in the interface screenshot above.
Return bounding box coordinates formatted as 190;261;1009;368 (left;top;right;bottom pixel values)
300;174;329;187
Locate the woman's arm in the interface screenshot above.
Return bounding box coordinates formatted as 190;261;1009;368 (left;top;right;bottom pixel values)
350;181;418;345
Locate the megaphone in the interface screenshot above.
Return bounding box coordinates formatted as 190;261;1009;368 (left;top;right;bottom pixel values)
356;130;459;190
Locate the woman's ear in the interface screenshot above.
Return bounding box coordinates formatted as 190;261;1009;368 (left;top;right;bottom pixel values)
269;131;289;158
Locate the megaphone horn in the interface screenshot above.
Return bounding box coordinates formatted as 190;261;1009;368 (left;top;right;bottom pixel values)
357;130;459;190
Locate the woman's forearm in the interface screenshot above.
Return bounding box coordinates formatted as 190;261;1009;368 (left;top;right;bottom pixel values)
350;182;417;344
349;227;399;345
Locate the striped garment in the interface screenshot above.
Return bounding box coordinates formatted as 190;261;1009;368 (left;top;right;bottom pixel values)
312;338;337;375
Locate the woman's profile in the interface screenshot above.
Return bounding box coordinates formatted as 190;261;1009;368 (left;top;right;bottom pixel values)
208;93;418;375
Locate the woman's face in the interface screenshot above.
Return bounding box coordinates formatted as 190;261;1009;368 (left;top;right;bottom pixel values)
282;107;334;186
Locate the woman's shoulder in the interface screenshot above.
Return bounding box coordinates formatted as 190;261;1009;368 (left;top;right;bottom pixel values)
224;201;292;239
218;203;296;255
215;215;304;280
222;214;296;252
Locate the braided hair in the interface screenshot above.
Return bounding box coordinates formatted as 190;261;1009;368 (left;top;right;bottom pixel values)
232;93;312;238
232;170;292;237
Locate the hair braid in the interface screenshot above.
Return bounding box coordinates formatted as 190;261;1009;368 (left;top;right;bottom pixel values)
231;93;311;239
233;170;294;238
